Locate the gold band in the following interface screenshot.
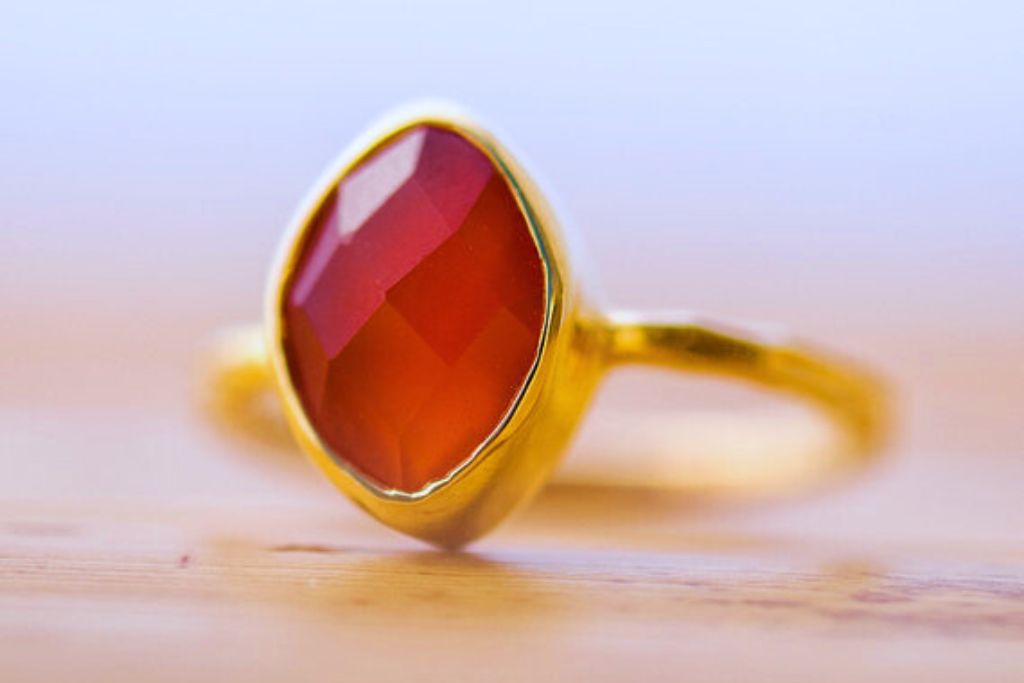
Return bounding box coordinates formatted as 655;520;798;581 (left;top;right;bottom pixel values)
603;313;885;451
205;314;886;495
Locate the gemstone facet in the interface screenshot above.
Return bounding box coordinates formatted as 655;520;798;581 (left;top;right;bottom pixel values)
281;125;546;493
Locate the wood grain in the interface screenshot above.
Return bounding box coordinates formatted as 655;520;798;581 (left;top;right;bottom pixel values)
2;426;1024;683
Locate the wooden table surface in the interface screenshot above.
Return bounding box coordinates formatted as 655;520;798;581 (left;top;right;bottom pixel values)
2;322;1023;681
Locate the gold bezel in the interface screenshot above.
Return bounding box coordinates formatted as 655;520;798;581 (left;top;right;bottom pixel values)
265;103;602;546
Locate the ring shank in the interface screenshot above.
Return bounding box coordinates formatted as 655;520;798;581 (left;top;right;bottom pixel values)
599;312;887;475
204;315;887;492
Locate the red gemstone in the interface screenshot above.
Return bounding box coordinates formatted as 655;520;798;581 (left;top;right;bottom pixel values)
281;124;546;493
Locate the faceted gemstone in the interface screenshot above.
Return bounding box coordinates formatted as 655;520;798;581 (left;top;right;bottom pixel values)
282;124;546;493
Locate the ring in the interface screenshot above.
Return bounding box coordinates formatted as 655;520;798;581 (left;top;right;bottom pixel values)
206;102;888;548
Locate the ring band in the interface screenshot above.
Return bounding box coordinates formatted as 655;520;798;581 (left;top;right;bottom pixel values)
205;102;888;547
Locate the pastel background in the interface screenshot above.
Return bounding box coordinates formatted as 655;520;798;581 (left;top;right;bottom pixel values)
2;1;1022;504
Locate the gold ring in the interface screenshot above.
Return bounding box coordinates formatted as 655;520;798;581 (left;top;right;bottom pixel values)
206;102;888;548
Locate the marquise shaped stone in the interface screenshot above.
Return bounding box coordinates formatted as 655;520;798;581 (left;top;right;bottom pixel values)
282;124;546;493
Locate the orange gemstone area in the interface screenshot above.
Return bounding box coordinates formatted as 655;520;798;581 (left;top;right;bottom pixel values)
282;125;546;493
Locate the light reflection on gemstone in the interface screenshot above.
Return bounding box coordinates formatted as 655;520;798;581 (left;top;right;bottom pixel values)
338;128;424;240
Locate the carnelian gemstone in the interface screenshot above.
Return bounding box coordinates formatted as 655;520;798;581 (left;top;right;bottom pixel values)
282;124;546;493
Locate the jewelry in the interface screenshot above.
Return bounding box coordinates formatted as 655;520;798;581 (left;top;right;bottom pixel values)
208;103;887;548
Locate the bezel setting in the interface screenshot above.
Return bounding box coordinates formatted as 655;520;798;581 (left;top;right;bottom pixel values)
265;103;602;546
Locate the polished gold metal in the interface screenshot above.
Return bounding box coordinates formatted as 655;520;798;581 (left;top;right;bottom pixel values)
207;103;888;548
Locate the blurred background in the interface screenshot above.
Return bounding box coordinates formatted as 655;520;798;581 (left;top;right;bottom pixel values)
2;1;1022;517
